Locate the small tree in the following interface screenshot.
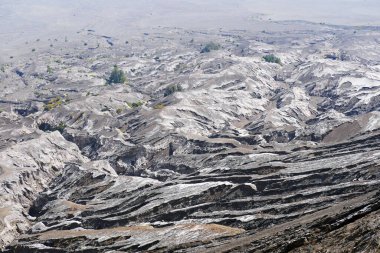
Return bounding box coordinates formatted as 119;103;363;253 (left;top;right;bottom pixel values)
263;54;281;64
108;65;126;84
201;42;221;53
164;84;183;97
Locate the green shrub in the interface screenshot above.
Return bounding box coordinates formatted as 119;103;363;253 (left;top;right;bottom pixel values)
108;65;126;84
201;42;221;53
56;122;66;133
127;101;144;108
263;54;281;64
153;103;165;110
164;84;183;97
47;65;53;74
44;97;63;111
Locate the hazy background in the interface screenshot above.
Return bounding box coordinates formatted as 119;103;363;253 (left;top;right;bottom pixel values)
1;0;380;58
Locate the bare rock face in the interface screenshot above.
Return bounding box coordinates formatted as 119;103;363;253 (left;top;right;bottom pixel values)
5;132;380;252
1;20;380;252
0;132;87;248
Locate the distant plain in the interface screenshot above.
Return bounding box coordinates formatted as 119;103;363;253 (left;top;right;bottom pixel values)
1;0;380;60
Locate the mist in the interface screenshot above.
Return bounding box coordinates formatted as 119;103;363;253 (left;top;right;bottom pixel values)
1;0;380;54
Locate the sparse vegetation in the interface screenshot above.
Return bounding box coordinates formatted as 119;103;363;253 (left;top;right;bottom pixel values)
44;97;63;111
132;101;144;108
34;91;43;98
108;65;127;84
56;122;66;133
32;48;36;52
263;54;281;64
127;101;144;108
153;103;165;110
201;42;221;53
116;108;123;114
164;84;183;97
47;65;53;74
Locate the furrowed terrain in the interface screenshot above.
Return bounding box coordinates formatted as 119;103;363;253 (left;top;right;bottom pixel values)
1;21;380;252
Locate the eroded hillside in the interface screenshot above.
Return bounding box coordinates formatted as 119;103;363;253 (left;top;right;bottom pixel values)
1;21;380;252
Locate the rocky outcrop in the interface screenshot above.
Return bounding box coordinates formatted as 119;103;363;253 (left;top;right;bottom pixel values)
0;132;87;249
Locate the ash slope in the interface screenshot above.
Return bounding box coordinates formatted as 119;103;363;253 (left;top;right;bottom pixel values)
1;21;380;252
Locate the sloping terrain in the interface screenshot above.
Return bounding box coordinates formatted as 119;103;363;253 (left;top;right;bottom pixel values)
1;21;380;252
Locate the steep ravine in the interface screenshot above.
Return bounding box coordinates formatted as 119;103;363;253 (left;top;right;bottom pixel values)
0;132;87;249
